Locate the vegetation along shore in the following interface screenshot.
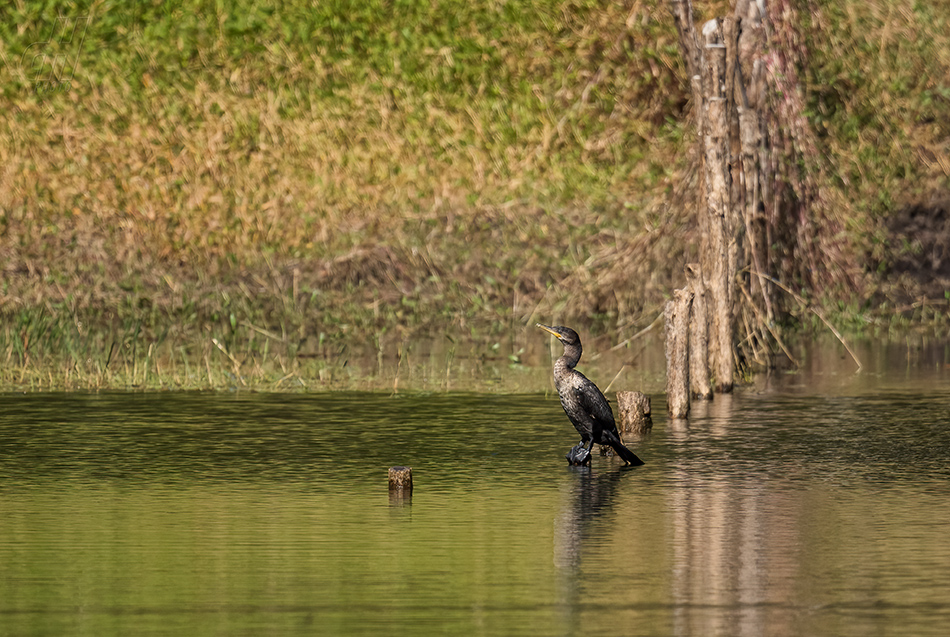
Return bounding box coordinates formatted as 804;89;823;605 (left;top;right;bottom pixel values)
1;0;948;390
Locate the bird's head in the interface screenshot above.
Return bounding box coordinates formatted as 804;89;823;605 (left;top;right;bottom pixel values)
535;323;580;347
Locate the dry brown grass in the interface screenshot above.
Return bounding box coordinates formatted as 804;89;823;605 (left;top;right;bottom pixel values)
0;1;692;348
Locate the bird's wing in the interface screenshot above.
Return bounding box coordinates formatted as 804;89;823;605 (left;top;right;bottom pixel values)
565;404;594;439
572;374;616;427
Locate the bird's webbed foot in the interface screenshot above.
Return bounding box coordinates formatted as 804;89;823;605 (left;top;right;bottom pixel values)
565;442;592;466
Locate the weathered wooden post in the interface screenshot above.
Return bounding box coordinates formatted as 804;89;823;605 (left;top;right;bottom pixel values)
700;18;736;394
388;466;413;492
685;263;713;399
665;288;692;418
617;391;652;435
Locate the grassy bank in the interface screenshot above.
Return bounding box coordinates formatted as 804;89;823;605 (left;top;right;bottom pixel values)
1;0;948;390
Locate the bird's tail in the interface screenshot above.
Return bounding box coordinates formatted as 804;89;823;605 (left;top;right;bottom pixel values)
602;430;645;466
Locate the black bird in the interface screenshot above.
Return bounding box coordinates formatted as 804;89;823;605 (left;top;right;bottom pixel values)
537;323;644;467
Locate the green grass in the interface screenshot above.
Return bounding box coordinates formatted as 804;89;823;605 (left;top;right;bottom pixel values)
804;1;950;215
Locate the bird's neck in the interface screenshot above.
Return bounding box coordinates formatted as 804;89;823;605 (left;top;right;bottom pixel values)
556;344;582;371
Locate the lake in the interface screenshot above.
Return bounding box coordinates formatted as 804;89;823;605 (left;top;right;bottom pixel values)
1;338;949;635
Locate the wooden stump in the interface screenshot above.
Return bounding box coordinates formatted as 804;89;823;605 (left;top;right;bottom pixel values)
685;264;713;399
617;391;652;435
665;288;692;418
388;466;413;492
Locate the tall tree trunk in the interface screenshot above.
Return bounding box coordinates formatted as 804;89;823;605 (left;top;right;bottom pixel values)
699;19;737;392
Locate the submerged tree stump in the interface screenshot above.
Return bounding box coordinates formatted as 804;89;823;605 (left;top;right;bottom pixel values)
617;391;652;435
665;288;693;418
388;466;413;492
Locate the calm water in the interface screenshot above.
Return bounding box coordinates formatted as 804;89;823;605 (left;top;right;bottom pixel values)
2;359;950;635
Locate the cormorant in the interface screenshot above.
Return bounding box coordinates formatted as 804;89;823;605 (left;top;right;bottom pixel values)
537;323;645;467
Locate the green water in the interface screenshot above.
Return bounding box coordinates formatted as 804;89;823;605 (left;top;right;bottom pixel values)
2;362;950;635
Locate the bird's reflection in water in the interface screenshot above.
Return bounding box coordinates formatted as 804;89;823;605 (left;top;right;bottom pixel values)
553;465;633;632
553;465;632;571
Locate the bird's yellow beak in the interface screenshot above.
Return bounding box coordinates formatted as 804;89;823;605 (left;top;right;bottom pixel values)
536;323;562;339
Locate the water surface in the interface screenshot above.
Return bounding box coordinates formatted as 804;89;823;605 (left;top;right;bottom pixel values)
2;357;950;635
